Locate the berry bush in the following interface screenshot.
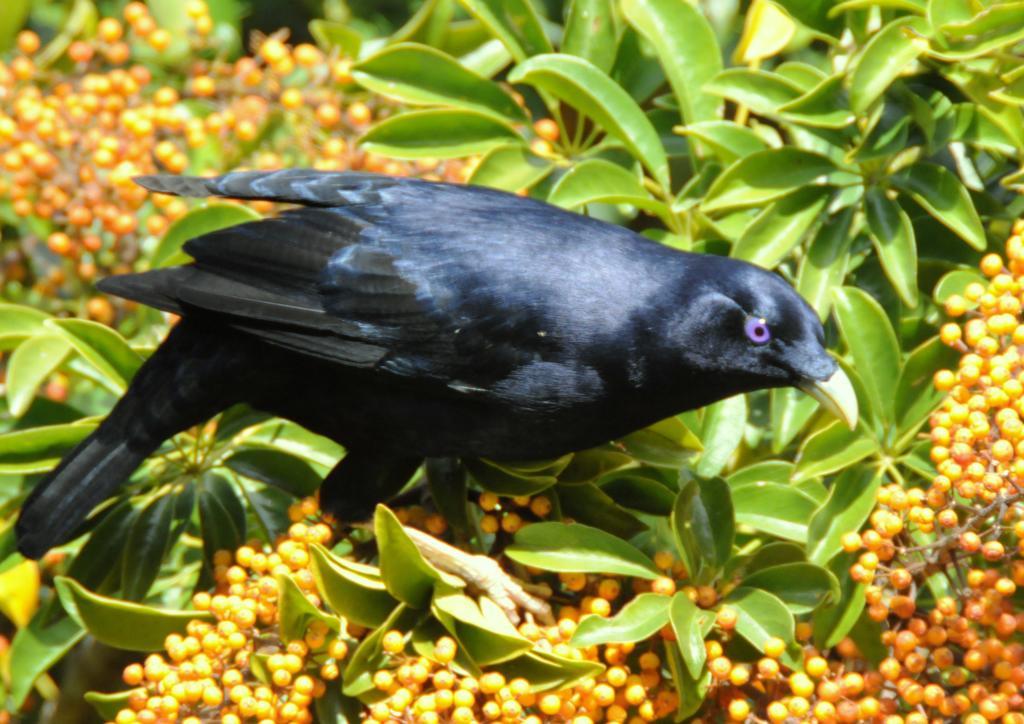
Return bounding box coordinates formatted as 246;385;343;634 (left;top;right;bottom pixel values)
2;0;1024;722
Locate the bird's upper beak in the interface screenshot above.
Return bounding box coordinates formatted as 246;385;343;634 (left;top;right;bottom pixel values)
798;363;859;430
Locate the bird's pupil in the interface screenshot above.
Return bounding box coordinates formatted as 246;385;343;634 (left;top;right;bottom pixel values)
745;317;771;344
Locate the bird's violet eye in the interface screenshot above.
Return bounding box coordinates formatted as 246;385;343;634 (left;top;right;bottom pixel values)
744;317;771;345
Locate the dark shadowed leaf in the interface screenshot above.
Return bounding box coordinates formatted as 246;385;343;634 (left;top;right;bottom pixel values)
740;562;840;614
558;483;648;539
864;188;918;306
121;495;174;601
601;471;676;515
894;336;958;449
796;206;854;320
227;448;322;496
672;477;734;583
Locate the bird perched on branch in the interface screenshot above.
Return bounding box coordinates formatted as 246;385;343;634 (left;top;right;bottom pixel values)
16;170;856;618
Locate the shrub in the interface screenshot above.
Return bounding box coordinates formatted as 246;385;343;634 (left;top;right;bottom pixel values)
1;0;1024;721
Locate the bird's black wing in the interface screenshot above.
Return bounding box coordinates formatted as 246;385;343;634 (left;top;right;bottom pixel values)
105;171;648;397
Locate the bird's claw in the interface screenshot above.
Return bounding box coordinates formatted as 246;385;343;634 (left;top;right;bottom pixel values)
460;553;554;626
402;525;554;626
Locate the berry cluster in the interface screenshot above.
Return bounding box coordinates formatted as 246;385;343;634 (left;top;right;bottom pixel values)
0;2;463;320
110;499;348;724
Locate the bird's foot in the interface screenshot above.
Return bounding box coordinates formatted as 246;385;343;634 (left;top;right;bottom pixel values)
402;526;554;626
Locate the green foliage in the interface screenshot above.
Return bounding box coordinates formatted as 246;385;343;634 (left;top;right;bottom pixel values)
4;0;1024;717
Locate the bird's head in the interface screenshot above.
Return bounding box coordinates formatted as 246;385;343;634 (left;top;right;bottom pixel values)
667;255;858;429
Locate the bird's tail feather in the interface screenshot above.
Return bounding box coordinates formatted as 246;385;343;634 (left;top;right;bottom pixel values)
16;320;245;559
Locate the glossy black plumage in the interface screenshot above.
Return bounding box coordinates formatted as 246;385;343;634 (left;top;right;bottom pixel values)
16;170;840;559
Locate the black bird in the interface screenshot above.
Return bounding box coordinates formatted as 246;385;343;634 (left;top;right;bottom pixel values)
15;170;857;562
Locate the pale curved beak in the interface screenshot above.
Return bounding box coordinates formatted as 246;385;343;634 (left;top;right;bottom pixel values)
798;365;859;430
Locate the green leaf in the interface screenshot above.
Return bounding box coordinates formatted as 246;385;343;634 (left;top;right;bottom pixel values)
8;606;83;707
0;421;98;475
227;448;322;496
375;505;448;608
361;108;523;159
702;148;846;213
558;483;648;539
725;586;794;652
894;337;958;448
277;572;339;646
0;0;29;53
666;642;712;720
458;0;552;61
601;472;676;515
493;650;604;692
547;159;666;215
704;68;802;117
935;2;1024;58
894;162;986;250
571;592;672;646
832;286;900;423
672;477;735;584
621;0;722;126
465;457;560;496
812;552;865;649
678;121;768;164
55;577;211;651
343;605;418;697
731;187;830;268
508;54;670;189
6;335;72;417
779;74;856;128
152;203;261;268
617;416;701;467
432;588;532;665
121;495;174;601
696;395;747;477
933;268;986;305
46;318;143;394
308;19;362;56
727;460;794;487
849;17;928;113
731;481;819;542
669;592;715;678
746;541;806;571
353;43;526;121
198;482;243;564
793;420;877;482
740;562;840;614
506;522;660;578
86;689;146;721
562;0;616;72
864;188;918;306
559;449;633;484
67;502;136;590
796;207;854;320
770;387;819;453
0;303;49;342
468;145;554;192
309;544;396;628
807;468;882;566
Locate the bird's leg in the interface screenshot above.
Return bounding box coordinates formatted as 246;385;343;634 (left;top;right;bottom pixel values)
402;525;554;625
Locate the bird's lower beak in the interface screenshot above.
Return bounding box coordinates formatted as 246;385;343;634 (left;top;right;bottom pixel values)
798;366;859;430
